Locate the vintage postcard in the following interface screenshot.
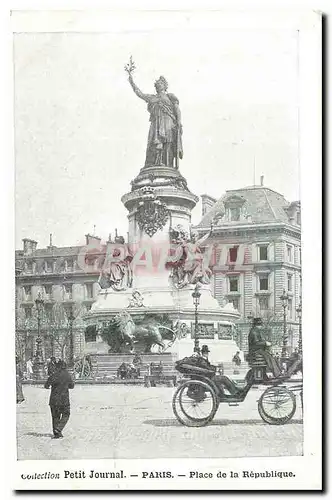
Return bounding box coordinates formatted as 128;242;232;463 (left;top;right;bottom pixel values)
9;5;322;491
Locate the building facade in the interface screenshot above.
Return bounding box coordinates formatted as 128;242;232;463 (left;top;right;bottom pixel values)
15;233;111;364
196;183;301;353
15;183;301;363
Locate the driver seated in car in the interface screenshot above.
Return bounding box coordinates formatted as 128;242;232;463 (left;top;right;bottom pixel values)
248;317;281;378
200;345;242;396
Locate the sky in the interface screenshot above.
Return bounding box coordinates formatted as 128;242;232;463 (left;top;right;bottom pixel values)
14;27;300;249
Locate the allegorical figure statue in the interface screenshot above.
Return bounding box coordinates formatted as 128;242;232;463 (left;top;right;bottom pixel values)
98;247;133;292
167;227;212;288
125;56;183;169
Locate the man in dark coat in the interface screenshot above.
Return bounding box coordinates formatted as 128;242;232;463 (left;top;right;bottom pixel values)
248;318;281;377
200;345;242;396
44;360;74;438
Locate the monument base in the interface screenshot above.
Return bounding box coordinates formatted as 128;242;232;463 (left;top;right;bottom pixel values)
84;284;241;362
169;338;242;365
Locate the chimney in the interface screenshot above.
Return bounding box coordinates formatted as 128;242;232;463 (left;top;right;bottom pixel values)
22;238;37;255
260;175;264;186
201;194;217;217
47;233;55;250
85;234;102;247
286;201;299;226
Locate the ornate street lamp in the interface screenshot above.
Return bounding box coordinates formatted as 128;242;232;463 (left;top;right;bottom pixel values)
192;283;201;354
67;307;75;367
280;289;289;358
296;301;302;355
33;292;45;379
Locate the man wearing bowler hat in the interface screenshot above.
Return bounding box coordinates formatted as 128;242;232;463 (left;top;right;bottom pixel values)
201;344;210;361
44;360;75;439
200;345;243;395
248;317;281;377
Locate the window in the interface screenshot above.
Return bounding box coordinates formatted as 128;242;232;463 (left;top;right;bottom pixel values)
288;298;293;319
230;207;240;221
86;283;94;299
287;274;293;292
228;298;239;310
287;245;293;263
23;285;32;301
45;260;54;273
259;275;269;291
66;259;73;272
259;245;268;261
44;284;52;299
44;304;53;321
25;261;33;274
86;304;92;312
259;296;269;311
63;284;73;300
229;276;239;292
229;246;238;263
24;307;32;319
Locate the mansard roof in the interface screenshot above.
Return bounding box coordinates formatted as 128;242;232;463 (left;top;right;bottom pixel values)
196;185;300;228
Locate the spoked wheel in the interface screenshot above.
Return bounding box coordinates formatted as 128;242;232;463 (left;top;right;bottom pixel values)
74;359;91;379
172;379;219;427
258;386;296;425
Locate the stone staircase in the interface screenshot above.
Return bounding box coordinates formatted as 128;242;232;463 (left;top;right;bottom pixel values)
89;352;177;381
89;354;249;382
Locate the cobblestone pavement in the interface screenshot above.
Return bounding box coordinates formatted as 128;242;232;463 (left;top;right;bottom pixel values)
17;385;303;460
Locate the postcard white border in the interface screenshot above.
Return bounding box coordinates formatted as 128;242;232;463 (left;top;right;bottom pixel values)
1;3;323;492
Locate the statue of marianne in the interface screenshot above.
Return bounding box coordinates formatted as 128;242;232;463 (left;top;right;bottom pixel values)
125;57;183;169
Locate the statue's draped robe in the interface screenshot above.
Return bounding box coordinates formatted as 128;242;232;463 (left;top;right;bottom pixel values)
145;93;183;168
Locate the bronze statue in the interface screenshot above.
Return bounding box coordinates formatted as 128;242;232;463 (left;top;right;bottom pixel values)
125;56;183;169
102;311;177;353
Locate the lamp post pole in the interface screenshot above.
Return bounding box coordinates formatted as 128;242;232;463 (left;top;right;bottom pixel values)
33;292;45;379
192;283;201;354
280;289;289;358
67;307;75;367
296;301;302;355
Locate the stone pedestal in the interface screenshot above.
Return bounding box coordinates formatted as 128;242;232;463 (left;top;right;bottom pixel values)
84;164;241;363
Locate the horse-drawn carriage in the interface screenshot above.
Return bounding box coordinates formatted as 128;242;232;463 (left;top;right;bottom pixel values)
172;353;303;427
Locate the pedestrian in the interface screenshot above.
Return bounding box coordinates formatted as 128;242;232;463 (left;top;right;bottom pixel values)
26;358;34;380
232;351;241;366
47;356;57;377
44;360;75;439
232;351;241;375
16;354;25;404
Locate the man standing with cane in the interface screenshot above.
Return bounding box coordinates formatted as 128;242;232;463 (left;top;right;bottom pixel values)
44;360;75;439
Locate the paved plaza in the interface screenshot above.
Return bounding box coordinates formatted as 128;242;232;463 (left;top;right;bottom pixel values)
17;385;303;460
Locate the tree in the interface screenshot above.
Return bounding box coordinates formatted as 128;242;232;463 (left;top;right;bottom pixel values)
44;302;84;361
259;309;286;353
16;301;84;363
